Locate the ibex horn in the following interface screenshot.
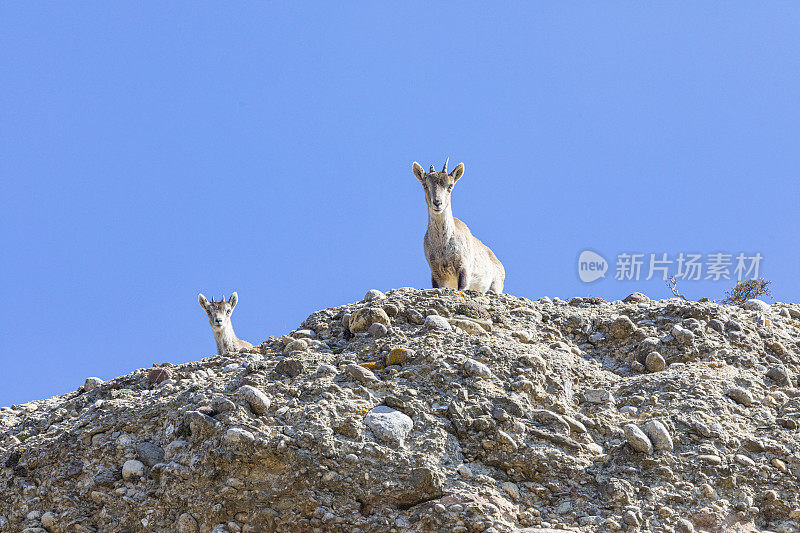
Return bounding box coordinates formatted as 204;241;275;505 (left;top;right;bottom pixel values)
429;165;435;173
442;157;449;173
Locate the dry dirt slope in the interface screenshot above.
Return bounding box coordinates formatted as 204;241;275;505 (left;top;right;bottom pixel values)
2;288;800;533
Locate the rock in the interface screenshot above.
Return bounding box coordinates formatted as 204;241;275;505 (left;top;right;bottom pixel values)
345;364;378;383
623;292;649;303
406;309;425;325
40;512;56;530
66;459;83;478
238;385;271;414
463;358;493;379
363;289;385;301
293;329;316;339
609;316;636;339
364;406;413;446
562;415;587;434
671;324;694;344
766;364;793;386
211;396;236;413
283;338;308;354
316;364;338;375
93;466;120;486
622;509;640;527
368;323;388;338
589;331;605;344
224;427;255;447
5;288;800;532
726;387;754;406
136;441;165;467
500;481;520;500
121;459;146;481
743;299;771;312
765;339;786;355
83;377;103;391
385;348;413;366
623;424;653;454
497;430;518;452
147;367;172;384
585;389;615;405
275;358;305;378
698;454;722;465
676;518;695;533
423;315;451;331
177;513;199;533
645;351;666;372
643;420;673;452
349;307;391;333
449;318;488;336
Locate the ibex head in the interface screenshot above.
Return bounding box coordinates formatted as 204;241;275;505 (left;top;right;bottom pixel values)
198;292;239;331
412;158;465;215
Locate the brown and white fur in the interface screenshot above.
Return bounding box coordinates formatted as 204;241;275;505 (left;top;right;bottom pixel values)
198;292;253;355
413;159;505;293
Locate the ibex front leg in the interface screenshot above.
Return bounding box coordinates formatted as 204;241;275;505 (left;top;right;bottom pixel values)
458;269;470;291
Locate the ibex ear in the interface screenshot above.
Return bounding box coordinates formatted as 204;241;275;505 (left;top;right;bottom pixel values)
228;292;239;310
198;294;209;309
450;163;465;183
412;162;425;183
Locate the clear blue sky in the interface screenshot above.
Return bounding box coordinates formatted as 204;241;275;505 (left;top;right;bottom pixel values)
2;4;798;407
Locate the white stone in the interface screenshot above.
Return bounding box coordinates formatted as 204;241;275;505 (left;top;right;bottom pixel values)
463;358;493;379
727;387;754;406
363;289;385;301
84;377;103;391
41;511;56;530
585;389;615;405
423;315;451;331
365;406;413;446
238;385;271;415
743;299;771;313
645;352;666;372
643;420;673;452
624;424;653;454
671;325;694;345
122;459;146;480
224;427;255;446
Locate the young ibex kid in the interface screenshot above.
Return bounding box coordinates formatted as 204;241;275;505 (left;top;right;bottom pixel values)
412;158;505;294
198;292;253;355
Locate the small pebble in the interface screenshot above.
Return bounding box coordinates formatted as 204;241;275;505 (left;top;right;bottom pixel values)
623;424;653;454
643;420;673;452
645;352;666;372
238;385;271;415
368;323;388;338
83;377;103;392
423;315;451;331
726;387;754;406
122;459;146;481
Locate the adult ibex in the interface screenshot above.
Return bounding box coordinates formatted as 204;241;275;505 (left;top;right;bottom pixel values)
412;158;505;293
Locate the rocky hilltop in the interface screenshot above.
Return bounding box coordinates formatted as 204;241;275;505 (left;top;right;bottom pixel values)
2;288;800;533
